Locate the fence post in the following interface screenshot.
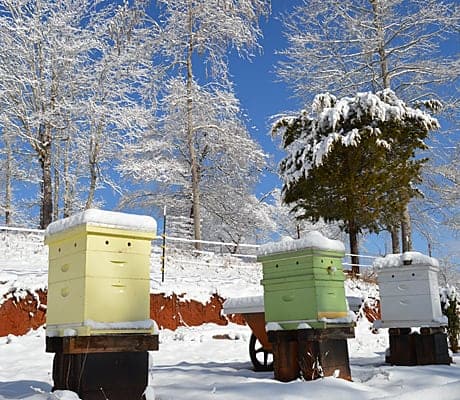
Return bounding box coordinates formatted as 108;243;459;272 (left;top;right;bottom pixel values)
161;206;167;283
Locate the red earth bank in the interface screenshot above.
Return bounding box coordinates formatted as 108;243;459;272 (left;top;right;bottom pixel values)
0;290;247;337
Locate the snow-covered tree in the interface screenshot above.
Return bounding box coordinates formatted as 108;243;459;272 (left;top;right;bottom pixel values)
79;1;158;210
428;147;460;235
410;142;460;260
277;0;459;104
0;0;157;227
440;285;459;352
276;0;459;251
203;188;276;249
273;90;439;274
119;0;269;247
0;119;35;225
0;0;88;227
120;78;267;244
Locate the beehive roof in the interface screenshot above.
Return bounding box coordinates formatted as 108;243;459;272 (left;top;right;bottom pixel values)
373;251;439;269
258;231;345;256
45;209;157;237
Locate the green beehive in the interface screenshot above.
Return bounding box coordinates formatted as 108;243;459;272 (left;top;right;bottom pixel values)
45;209;157;337
258;232;349;330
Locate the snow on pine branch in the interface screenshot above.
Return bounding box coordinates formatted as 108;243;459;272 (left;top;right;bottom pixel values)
273;89;439;186
440;285;458;310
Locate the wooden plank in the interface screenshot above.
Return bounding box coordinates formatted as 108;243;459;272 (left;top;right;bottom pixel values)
298;339;352;381
386;331;417;366
46;334;159;354
420;326;445;335
298;326;355;341
52;352;149;400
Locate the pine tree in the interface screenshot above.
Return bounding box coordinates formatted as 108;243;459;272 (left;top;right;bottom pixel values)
441;286;459;353
273;90;439;274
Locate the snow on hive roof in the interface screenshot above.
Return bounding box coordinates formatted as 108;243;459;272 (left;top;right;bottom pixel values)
45;208;157;237
373;251;439;269
257;231;345;256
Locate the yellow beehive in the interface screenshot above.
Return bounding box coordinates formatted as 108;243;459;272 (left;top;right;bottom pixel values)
45;209;157;337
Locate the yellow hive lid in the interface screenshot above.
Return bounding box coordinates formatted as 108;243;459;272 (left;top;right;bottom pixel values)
45;209;157;241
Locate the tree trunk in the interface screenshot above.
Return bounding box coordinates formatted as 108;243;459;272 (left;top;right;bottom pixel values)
186;3;202;250
348;221;360;277
373;0;414;251
401;206;413;252
390;225;400;253
63;136;73;218
53;143;60;221
371;0;390;89
85;135;98;210
39;127;53;229
4;137;12;225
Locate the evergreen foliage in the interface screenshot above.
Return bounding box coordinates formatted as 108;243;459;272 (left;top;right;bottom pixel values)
273;90;439;273
441;286;459;353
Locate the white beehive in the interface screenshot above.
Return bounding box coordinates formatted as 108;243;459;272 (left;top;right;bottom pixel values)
374;252;447;328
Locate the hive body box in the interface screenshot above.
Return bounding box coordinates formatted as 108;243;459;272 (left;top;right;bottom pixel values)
45;209;157;337
258;233;349;330
375;253;446;328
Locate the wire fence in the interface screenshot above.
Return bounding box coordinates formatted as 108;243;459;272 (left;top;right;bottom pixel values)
159;235;378;269
0;225;379;275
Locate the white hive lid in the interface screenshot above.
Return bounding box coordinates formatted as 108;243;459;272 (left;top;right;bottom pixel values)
45;209;157;237
373;251;439;269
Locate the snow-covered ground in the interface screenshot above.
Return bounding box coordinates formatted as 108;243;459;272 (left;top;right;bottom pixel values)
1;322;460;400
1;230;459;399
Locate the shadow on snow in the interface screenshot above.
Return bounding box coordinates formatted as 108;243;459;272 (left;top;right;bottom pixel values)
0;380;52;399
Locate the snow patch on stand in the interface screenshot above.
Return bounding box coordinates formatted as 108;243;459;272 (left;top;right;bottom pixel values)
373;252;439;269
266;322;283;331
84;319;158;332
223;295;264;314
45;208;157;237
257;231;345;256
434;316;449;325
62;329;77;337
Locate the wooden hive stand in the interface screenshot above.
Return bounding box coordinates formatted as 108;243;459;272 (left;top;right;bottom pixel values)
47;334;159;400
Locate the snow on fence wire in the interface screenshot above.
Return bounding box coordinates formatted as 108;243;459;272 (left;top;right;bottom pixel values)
159;235;378;272
162;235;259;259
343;254;379;271
0;225;378;276
0;226;44;234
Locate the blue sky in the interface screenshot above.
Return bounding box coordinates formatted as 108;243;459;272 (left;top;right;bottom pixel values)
230;1;300;198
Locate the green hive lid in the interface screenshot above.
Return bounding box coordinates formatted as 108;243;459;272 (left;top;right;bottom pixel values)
45;208;157;237
258;231;345;257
